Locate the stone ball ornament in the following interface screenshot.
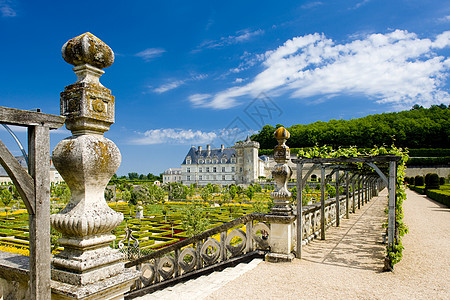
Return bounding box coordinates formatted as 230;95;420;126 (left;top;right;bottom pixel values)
274;126;290;140
62;32;114;69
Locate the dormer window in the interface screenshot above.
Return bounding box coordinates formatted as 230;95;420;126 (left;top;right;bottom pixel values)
186;156;191;164
206;159;211;164
221;158;227;163
198;159;204;164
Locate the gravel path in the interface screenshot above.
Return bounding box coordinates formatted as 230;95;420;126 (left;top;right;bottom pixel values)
207;189;450;300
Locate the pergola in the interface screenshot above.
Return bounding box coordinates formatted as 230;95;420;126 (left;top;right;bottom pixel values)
293;155;401;258
0;106;65;299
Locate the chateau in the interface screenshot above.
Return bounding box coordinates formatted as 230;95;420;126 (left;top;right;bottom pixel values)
179;137;269;186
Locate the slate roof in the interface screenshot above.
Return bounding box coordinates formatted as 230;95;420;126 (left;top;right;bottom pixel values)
182;146;236;165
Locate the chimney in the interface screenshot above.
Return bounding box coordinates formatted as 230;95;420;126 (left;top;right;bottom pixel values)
207;144;211;156
221;144;224;152
198;146;202;153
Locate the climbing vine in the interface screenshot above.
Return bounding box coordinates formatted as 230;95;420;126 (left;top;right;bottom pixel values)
368;146;409;268
298;144;409;268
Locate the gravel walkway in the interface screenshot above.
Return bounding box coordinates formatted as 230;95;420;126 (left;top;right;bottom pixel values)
207;188;450;300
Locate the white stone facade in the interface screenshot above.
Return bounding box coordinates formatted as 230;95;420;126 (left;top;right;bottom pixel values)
163;168;182;184
181;138;267;186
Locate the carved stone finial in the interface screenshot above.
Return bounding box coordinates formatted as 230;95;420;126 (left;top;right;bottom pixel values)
273;127;291;164
62;32;114;69
60;33;115;135
271;127;293;215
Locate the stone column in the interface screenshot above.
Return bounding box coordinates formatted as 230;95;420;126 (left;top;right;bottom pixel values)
50;32;138;299
266;127;295;262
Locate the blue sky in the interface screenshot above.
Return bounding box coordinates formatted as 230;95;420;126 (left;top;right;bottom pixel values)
1;0;449;176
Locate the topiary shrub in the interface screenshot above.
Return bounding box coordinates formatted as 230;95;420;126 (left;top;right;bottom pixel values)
440;177;445;185
424;173;432;187
426;173;440;190
409;177;415;186
415;175;424;186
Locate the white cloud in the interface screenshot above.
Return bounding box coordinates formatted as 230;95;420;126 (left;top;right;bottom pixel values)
189;94;211;107
438;15;450;23
153;80;185;93
135;48;166;62
190;30;450;110
130;128;217;145
194;29;264;52
350;0;371;10
153;74;208;94
131;127;256;146
301;2;323;9
234;78;244;83
0;1;16;17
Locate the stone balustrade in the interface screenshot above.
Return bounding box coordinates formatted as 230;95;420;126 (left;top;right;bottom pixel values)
124;213;287;299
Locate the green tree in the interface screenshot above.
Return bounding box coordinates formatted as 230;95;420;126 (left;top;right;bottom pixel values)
291;186;297;201
201;187;212;201
104;187;114;202
212;184;221;194
246;185;255;200
128;172;139;180
169;183;187;200
121;190;132;202
1;188;13;219
181;203;209;237
229;185;237;200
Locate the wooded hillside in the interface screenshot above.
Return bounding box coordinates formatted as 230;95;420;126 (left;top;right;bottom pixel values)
251;104;449;149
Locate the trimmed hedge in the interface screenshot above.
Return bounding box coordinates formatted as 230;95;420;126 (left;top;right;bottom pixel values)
408;148;450;157
426;174;440;190
415;176;424;186
426;190;450;207
407;156;450;166
409;185;450;207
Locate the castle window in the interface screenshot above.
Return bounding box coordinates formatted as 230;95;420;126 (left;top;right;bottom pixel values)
187;168;190;173
199;167;202;172
206;167;210;172
198;159;203;164
206;159;211;164
221;158;227;163
240;167;243;172
199;175;202;180
187;175;191;181
186;156;191;164
231;158;236;163
222;175;225;180
231;167;235;172
222;167;225;172
213;167;217;172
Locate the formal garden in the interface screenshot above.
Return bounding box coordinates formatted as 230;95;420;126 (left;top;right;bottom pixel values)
406;174;450;206
0;181;336;258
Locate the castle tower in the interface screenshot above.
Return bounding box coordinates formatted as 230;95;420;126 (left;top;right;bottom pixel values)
235;136;260;184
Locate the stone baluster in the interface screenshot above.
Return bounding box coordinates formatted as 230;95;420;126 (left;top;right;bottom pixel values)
50;32;138;299
266;127;295;262
270;127;293;215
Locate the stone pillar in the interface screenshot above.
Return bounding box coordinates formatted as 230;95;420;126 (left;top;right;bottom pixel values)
50;33;139;299
266;127;295;262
